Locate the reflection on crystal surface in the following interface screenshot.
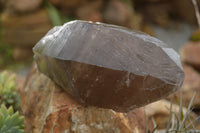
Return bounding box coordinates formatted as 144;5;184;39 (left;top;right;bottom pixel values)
33;20;185;112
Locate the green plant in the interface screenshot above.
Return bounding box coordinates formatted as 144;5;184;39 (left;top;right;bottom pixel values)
0;105;24;133
46;2;63;26
0;71;21;111
45;2;74;26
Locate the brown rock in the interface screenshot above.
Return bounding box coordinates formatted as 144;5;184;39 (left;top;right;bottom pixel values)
170;0;196;24
136;2;171;27
145;99;188;117
21;65;152;133
75;0;103;22
181;64;200;107
102;0;136;28
1;9;52;48
182;64;200;92
13;47;33;61
16;74;26;93
181;41;200;70
2;0;42;13
166;64;200;114
48;0;87;9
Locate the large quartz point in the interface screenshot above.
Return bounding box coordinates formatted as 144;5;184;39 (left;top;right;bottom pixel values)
33;20;184;112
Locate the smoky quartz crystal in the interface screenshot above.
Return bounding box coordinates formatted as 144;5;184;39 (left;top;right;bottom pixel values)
33;20;184;112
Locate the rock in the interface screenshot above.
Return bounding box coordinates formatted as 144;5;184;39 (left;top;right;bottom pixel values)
21;65;152;133
1;9;52;48
75;0;103;22
180;64;200;107
181;41;200;70
16;74;26;93
134;0;196;25
145;99;188;117
170;0;196;25
48;0;87;9
13;47;33;61
136;2;171;27
102;0;136;28
33;20;184;112
145;99;189;129
182;64;200;92
1;0;42;13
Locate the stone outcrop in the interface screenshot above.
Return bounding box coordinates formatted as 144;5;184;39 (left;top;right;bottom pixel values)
181;41;200;70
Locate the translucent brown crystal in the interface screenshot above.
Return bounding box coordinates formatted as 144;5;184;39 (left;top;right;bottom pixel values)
33;20;185;112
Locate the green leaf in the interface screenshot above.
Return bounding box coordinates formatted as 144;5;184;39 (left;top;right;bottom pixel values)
0;105;24;132
0;71;8;86
0;114;3;129
4;82;16;92
0;83;3;94
7;99;14;104
6;74;16;83
46;2;63;26
1;105;8;118
7;107;13;116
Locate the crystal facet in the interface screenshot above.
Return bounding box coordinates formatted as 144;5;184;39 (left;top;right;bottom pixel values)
33;20;185;112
